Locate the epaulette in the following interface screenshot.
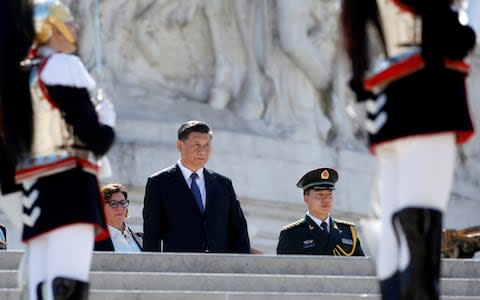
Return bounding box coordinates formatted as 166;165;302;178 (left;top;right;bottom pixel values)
334;219;356;227
282;219;304;231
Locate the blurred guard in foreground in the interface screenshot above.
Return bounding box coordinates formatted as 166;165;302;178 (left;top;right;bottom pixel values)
1;0;115;299
340;0;476;299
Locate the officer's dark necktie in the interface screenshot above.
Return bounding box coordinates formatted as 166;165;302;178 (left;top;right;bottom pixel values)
190;173;204;213
321;221;328;233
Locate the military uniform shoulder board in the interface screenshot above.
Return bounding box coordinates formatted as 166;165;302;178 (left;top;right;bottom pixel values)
282;219;304;231
334;219;356;226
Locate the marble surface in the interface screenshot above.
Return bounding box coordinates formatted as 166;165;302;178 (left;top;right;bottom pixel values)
2;0;480;254
1;251;480;298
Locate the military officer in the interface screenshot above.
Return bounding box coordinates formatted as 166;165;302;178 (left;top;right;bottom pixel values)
276;168;364;256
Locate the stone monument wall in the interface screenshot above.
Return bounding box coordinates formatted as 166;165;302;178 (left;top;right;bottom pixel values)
2;0;480;252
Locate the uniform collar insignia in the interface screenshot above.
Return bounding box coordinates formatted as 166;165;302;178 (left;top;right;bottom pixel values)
309;224;315;230
332;222;341;233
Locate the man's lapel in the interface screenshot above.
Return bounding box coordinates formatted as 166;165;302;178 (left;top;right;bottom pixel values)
203;168;214;214
128;227;143;250
305;216;329;251
173;164;190;190
327;219;343;254
173;164;203;213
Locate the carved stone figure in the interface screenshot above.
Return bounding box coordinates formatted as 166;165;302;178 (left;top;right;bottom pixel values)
66;0;348;142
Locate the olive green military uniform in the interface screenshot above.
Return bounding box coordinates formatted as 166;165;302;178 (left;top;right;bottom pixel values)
277;215;364;256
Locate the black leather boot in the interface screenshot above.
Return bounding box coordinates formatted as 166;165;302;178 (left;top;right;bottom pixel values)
396;207;442;300
51;277;89;300
36;281;44;300
426;209;442;299
379;271;400;300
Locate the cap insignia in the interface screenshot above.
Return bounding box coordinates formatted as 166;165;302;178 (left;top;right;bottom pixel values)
321;170;329;179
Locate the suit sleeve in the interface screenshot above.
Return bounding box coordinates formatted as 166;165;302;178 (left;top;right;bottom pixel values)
347;225;365;256
131;230;144;251
46;86;115;156
354;236;365;256
226;178;251;253
143;176;163;252
94;237;114;251
276;230;293;254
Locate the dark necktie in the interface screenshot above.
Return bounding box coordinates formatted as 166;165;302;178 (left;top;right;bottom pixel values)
321;221;328;233
190;173;204;213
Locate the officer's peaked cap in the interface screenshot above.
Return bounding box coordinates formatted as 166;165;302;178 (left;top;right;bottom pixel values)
296;168;338;191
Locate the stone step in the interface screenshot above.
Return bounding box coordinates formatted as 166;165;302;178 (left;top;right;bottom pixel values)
0;290;370;300
2;251;480;299
2;251;480;278
0;289;480;300
0;271;376;293
1;251;376;275
1;270;479;296
90;253;375;275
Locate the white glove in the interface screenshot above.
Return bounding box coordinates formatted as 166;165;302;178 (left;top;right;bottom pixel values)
97;156;112;179
95;99;116;128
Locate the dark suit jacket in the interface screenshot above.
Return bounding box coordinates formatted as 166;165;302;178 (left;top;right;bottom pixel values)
276;215;364;256
94;225;143;251
143;164;250;253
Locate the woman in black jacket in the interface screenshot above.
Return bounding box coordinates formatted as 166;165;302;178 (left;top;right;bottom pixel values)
95;183;143;252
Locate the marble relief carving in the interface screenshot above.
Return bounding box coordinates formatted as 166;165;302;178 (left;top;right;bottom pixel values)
66;0;360;144
66;0;480;153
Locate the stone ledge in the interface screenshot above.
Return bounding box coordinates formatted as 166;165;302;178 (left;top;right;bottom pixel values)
2;289;480;300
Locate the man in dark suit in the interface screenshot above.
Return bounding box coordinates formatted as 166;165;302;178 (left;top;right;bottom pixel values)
277;168;364;256
143;120;251;253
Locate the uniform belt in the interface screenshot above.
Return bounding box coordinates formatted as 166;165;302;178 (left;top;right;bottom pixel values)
364;49;470;93
16;151;98;182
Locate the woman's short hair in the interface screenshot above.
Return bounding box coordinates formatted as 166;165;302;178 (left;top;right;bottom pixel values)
101;183;128;202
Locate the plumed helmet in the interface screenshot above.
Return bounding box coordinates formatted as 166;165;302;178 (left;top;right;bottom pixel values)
33;0;76;45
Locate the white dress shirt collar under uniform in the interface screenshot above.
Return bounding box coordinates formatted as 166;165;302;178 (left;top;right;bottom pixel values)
307;212;331;233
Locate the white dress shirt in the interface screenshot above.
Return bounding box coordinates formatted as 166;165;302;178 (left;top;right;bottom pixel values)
307;212;331;233
177;160;206;209
108;225;141;253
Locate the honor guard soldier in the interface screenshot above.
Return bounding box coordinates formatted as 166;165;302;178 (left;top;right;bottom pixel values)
341;0;476;299
276;168;364;256
1;0;116;299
